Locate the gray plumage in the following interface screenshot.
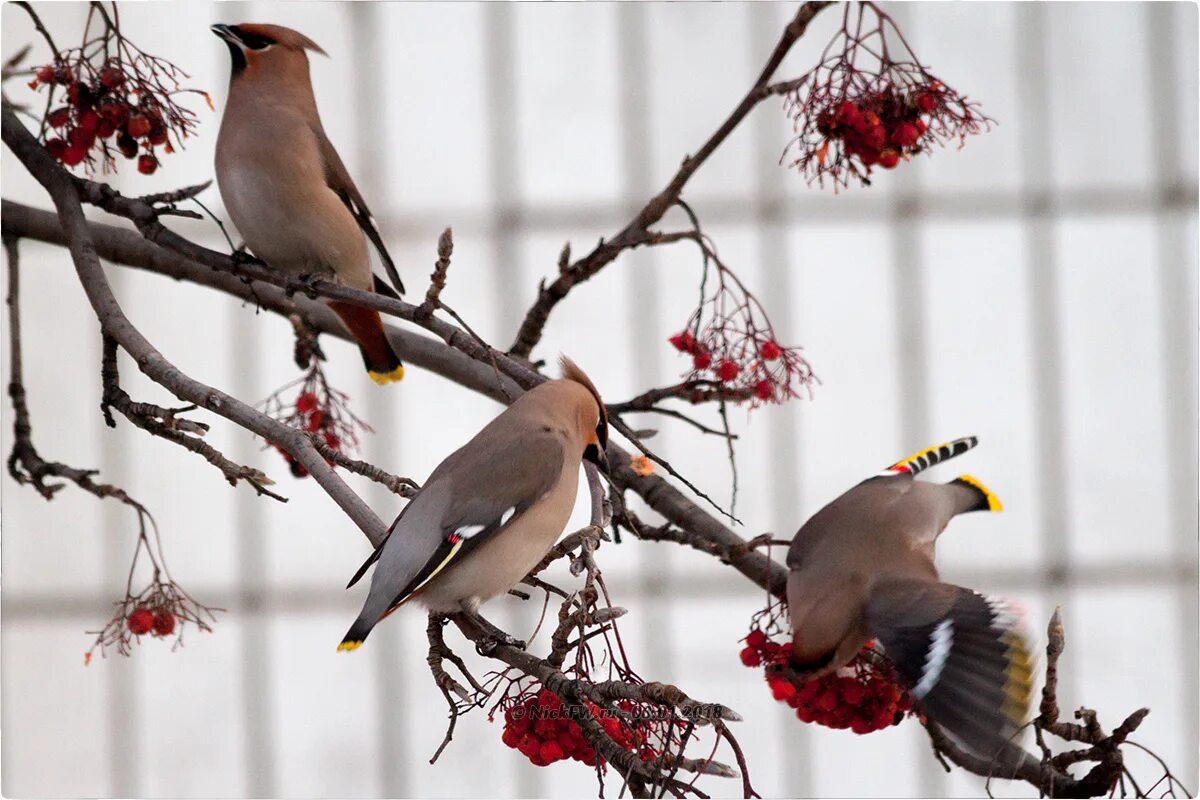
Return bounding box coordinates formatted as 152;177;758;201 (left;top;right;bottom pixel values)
339;358;608;649
786;437;1032;765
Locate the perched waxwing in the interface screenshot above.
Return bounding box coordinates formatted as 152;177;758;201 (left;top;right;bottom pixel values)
338;357;610;650
211;23;406;384
786;436;1033;763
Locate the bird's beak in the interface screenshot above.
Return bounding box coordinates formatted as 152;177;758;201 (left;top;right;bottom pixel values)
210;24;240;45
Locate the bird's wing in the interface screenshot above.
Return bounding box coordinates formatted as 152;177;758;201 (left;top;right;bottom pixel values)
355;424;567;614
866;577;1034;764
313;125;405;295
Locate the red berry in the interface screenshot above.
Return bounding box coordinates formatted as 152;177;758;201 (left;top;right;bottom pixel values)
67;81;93;109
834;101;861;128
754;380;772;401
760;340;782;360
864;125;887;150
739;646;762;667
858;147;880;167
148;122;168;147
501;727;521;748
539;740;564;764
96;119;117;139
126;114;151;138
878;149;900;169
816;690;838;712
296;392;318;413
716;359;739;382
44;138;67;161
745;629;767;649
68;127;96;150
152;610;176;637
891;122;919;148
840;678;864;705
850;716;875;735
100;100;130;124
915;119;927;135
288;456;309;478
916;92;938;114
77;109;100;135
100;67;125;90
137;154;158;175
48;107;71;128
35;65;55;84
692;351;712;370
126;607;154;635
668;332;696;353
768;677;796;702
795;704;816;723
116;132;138;159
61;144;87;167
54;65;74;85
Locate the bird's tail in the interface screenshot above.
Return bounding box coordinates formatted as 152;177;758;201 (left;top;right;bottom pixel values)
328;301;405;385
867;579;1034;769
337;616;373;652
879;435;978;477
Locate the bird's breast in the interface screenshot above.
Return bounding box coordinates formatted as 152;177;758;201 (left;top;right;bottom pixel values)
215;135;368;281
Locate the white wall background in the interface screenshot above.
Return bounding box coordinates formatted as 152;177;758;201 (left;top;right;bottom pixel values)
2;2;1197;797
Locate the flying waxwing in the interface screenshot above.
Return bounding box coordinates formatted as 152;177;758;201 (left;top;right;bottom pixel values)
786;436;1033;763
211;23;407;384
338;357;610;650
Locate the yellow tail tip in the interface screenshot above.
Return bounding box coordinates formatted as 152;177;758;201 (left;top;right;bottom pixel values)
368;365;405;385
957;473;1003;512
337;640;363;652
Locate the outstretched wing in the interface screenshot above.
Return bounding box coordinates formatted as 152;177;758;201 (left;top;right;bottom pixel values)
314;125;405;295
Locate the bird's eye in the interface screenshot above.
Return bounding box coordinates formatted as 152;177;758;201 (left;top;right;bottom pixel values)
231;26;275;50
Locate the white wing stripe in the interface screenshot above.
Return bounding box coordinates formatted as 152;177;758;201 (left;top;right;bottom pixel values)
913;619;954;699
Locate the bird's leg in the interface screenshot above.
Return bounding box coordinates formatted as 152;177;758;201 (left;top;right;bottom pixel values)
458;599;526;653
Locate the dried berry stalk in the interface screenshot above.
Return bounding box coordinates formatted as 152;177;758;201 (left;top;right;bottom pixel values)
85;506;221;663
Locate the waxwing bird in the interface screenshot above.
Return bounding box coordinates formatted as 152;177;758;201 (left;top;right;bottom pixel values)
211;23;406;384
786;436;1033;764
338;357;610;650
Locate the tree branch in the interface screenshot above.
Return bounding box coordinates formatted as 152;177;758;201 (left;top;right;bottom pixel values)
506;1;832;359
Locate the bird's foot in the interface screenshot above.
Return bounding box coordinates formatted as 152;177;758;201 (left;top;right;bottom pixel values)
285;272;325;300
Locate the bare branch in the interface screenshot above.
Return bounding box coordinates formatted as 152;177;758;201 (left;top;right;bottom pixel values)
507;1;833;359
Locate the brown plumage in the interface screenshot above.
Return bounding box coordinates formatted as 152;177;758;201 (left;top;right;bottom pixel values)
211;23;405;384
786;437;1033;766
338;357;609;650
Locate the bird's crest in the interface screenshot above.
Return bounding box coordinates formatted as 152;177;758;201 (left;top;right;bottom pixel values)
236;23;327;56
558;356;608;449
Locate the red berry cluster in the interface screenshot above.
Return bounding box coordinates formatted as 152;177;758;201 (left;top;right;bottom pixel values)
499;689;661;768
740;628;914;735
264;363;371;478
32;60;175;173
814;85;941;173
126;605;177;637
782;2;990;190
669;329;809;406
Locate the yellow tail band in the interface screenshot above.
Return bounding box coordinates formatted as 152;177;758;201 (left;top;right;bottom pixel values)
368;365;405;385
337;640;363;652
956;473;1003;512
